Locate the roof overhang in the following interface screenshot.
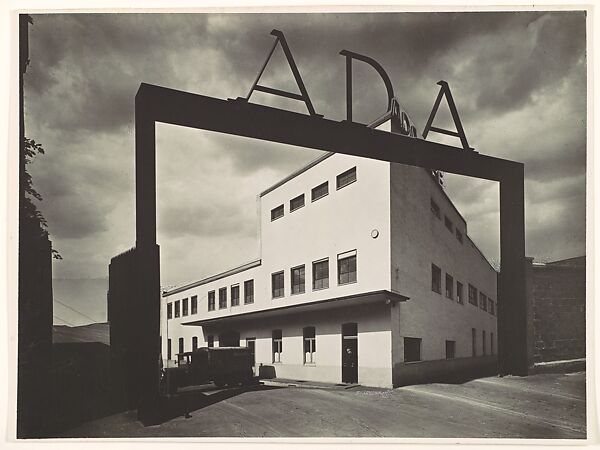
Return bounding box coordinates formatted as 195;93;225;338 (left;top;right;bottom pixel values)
182;290;409;328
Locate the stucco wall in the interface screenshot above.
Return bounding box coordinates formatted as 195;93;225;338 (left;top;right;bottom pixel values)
204;301;393;388
390;163;498;363
259;152;391;309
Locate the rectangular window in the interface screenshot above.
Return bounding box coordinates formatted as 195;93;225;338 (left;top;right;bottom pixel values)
431;264;441;294
472;328;477;357
468;284;478;306
303;327;316;364
480;292;488;311
272;271;284;298
311;181;328;202
489;299;495;315
208;291;215;311
312;258;329;290
207;335;214;348
178;337;184;354
404;337;422;362
430;198;441;219
191;296;198;314
192;336;198;350
336;167;356;190
456;282;464;304
338;250;357;285
174;300;181;318
167;339;172;359
219;287;227;309
445;273;454;299
445;340;456;359
290;194;305;212
231;284;240;307
456;229;463;243
182;298;189;316
244;280;254;304
482;330;486;355
271;204;284;221
291;265;305;294
491;332;495;355
444;216;453;232
272;329;282;363
167;302;172;319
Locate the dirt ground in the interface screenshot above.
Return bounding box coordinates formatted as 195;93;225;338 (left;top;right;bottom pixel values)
58;371;586;439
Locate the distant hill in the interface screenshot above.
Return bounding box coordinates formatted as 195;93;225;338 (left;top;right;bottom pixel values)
53;322;110;345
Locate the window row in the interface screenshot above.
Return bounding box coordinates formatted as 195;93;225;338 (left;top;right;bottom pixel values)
167;280;255;319
208;279;255;311
271;250;357;299
270;166;357;222
403;329;496;363
272;326;330;365
167;295;198;319
431;263;495;316
430;198;463;244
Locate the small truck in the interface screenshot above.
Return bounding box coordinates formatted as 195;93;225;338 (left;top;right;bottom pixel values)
162;346;254;393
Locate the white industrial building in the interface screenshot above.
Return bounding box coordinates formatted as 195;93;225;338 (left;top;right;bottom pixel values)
161;140;498;388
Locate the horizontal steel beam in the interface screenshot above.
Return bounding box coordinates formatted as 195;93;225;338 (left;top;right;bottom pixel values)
136;83;522;183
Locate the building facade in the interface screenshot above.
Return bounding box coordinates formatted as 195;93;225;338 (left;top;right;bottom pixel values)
161;150;498;388
526;256;585;364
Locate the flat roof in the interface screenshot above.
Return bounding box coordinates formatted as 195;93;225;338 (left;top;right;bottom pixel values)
163;259;261;297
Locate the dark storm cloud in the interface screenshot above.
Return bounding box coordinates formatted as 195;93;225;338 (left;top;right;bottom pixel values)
159;202;254;239
24;10;587;285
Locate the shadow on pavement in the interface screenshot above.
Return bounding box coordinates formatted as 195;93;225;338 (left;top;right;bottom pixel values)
157;383;283;425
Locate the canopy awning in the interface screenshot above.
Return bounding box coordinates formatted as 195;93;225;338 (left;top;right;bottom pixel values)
182;289;409;328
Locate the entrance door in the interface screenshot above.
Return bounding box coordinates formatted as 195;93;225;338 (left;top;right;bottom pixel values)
342;323;358;384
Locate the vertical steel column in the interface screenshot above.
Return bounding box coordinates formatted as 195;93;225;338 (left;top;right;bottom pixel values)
497;164;528;375
134;93;162;424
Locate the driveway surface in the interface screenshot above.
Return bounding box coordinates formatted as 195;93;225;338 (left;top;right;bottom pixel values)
59;371;586;439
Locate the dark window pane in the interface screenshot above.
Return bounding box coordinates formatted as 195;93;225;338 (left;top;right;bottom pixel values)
430;199;441;219
336;167;356;189
404;337;421;362
182;298;188;316
231;285;240;306
338;254;357;285
271;204;284;221
311;182;328;201
208;291;215;311
313;259;329;290
272;271;284;298
191;296;198;314
291;265;305;294
175;300;180;318
431;264;441;293
167;302;172;319
219;288;227;309
244;280;254;304
290;194;305;212
445;340;456;359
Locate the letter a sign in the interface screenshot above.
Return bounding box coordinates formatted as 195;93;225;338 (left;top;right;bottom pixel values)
422;81;474;151
246;29;320;117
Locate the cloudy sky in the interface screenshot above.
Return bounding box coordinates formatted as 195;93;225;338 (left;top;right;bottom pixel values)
23;11;586;325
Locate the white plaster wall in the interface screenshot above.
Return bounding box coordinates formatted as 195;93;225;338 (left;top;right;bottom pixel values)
390;163;498;363
208;302;393;388
259;153;391;308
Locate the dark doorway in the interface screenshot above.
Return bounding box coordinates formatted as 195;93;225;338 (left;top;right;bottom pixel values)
342;323;358;384
219;330;240;347
246;337;256;374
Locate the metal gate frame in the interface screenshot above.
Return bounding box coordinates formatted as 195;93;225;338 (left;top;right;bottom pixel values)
133;82;526;423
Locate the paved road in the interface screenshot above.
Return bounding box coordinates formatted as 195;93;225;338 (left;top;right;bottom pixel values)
62;371;586;439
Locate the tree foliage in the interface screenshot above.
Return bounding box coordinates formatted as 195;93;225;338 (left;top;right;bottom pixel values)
21;138;62;259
